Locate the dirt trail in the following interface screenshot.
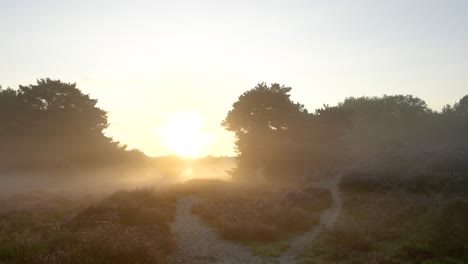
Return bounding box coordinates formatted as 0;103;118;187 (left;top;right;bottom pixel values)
169;196;263;264
169;174;342;264
279;174;343;264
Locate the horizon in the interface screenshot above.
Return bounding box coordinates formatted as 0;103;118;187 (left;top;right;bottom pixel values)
1;0;467;157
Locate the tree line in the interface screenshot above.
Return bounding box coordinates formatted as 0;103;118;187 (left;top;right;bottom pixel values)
222;82;468;181
1;79;467;178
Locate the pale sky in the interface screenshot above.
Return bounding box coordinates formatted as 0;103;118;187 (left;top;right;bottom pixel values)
1;0;467;157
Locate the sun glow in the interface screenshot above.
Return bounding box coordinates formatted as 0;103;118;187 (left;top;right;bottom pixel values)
159;112;209;157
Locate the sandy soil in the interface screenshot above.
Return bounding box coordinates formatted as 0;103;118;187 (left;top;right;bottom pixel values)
279;174;342;264
169;196;263;264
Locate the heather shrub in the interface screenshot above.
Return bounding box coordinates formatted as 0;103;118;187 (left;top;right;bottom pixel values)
182;177;331;242
192;195;320;241
341;145;468;195
0;189;175;264
299;190;468;264
428;198;468;259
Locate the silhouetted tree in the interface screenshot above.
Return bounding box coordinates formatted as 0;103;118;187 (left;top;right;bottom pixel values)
18;78;108;132
339;95;435;159
439;95;468;144
306;104;352;166
223;85;468;181
222;83;309;179
454;95;468;116
0;78;125;169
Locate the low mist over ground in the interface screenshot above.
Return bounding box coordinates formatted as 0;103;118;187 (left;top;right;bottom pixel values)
0;156;234;204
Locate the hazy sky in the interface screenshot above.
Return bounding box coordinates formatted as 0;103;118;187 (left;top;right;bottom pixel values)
1;0;467;156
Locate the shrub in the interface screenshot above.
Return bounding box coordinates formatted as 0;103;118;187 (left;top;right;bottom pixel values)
192;195;320;241
0;189;175;264
300;189;468;264
429;198;468;259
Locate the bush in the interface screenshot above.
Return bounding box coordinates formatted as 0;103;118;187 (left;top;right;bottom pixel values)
341;145;468;195
192;195;320;241
180;178;333;242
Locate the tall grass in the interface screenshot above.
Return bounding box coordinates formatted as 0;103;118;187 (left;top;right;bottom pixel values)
192;196;320;241
299;190;468;264
174;179;328;241
0;189;175;264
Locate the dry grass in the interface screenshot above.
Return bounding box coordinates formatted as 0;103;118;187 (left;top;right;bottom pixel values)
170;178;233;198
0;189;175;264
173;178;328;242
299;190;468;264
192;196;320;241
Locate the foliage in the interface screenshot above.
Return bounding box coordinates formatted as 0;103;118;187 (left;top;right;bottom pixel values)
0;79;141;170
340;145;468;194
222;83;308;180
221;85;468;263
299;189;468;264
0;189;175;264
222;83;350;180
224;84;468;182
192;196;320;241
181;179;329;242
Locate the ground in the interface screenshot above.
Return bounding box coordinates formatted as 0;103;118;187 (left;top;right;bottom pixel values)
169;174;342;264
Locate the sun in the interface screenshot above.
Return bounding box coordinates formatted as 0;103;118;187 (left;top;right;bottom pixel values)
159;112;209;157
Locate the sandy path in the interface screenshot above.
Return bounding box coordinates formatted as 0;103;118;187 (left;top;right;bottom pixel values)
278;174;343;264
169;174;342;264
169;196;263;264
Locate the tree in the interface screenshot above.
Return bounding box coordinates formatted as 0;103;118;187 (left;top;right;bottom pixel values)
18;78;108;131
339;95;434;159
441;95;468;144
0;78;122;169
306;104;352;167
454;95;468;116
222;83;309;180
0;87;26;135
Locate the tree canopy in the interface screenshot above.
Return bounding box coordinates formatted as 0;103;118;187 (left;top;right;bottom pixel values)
0;78;125;169
224;83;468;181
222;83;350;180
